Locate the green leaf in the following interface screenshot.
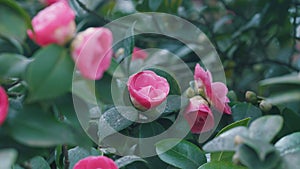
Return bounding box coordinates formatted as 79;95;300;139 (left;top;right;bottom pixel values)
0;0;31;40
98;106;138;141
156;139;206;169
203;127;249;152
238;136;277;161
275;132;300;169
30;156;50;169
260;73;300;86
68;146;102;169
211;118;250;162
72;75;97;105
211;152;235;162
231;103;262;122
0;149;18;169
136;122;165;138
147;67;181;95
163;95;188;115
278;109;300;138
95;73;118;104
216;118;250;137
0;53;30;79
249;115;283;142
265;90;300;105
237;144;281;169
8;103;76;147
115;155;147;168
198;161;247;169
25;45;74;102
149;0;163;11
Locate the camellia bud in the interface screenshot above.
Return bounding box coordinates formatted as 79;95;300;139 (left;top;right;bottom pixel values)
183;96;214;134
27;1;76;46
245;91;257;104
0;86;9;126
74;156;118;169
259;100;272;112
127;70;170;110
71;27;113;80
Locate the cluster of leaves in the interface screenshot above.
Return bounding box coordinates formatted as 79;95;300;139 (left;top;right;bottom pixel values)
0;0;299;169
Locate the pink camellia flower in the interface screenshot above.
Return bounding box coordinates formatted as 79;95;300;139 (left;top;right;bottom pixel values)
27;1;76;46
71;27;113;80
39;0;67;6
183;96;214;133
194;64;231;114
132;47;148;61
74;156;118;169
127;70;170;110
0;87;9;126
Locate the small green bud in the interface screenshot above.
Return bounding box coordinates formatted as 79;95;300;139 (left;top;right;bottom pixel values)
185;87;195;98
259;100;272;112
245;91;257;104
234;135;244;145
115;48;125;59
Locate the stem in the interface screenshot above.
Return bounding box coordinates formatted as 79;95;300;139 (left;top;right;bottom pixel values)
63;145;69;169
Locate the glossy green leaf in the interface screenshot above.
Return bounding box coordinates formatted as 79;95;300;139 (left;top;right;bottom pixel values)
163;95;188;115
0;149;17;169
275;132;300;169
238;136;277;161
147;67;181;95
278;109;300;138
156;139;206;169
0;0;31;40
8;104;76;147
237;144;281;169
98;106;138;141
203;127;248;152
115;155;147;168
25;45;74;102
30;156;51;169
249;115;283;142
72;75;97;105
216;118;250;137
260;73;300;86
231;103;262;122
68;146;102;169
198;161;247;169
136;122;165;138
211;118;250;162
0;53;30;79
265;90;300;105
149;0;163;11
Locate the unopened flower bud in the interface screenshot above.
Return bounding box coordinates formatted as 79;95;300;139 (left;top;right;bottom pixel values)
245;91;257;104
234;135;244;145
185;87;195;98
259;100;272;112
115;48;125;59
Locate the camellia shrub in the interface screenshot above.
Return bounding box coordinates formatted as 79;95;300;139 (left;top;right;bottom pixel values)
0;0;299;169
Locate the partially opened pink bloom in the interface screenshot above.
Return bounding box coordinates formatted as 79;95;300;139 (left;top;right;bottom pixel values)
183;96;215;133
39;0;67;6
127;70;170;110
194;64;231;114
27;1;75;46
132;47;148;61
71;27;113;80
74;156;118;169
0;87;9;126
